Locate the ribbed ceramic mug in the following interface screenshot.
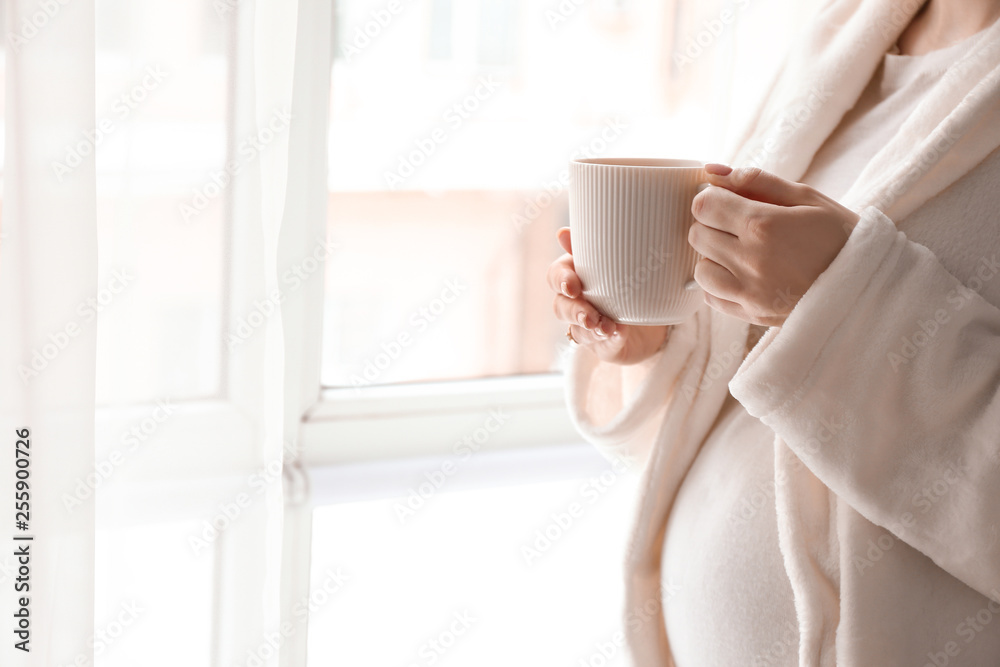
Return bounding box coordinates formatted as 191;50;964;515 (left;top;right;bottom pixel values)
568;158;706;325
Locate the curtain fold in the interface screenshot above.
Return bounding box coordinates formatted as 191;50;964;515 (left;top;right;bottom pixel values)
253;0;299;661
0;0;98;664
1;0;302;663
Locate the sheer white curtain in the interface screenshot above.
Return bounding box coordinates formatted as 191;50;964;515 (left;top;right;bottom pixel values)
0;0;304;664
0;0;97;663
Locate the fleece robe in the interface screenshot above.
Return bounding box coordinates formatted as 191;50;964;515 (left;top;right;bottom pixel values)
660;27;992;667
565;1;1000;665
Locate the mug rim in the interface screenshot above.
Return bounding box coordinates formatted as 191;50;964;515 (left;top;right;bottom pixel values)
572;157;703;169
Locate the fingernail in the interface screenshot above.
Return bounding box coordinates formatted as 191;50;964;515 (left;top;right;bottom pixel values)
705;163;733;176
561;281;571;298
577;312;588;327
601;320;616;336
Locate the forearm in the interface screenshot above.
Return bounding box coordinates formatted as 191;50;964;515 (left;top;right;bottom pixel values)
731;206;1000;594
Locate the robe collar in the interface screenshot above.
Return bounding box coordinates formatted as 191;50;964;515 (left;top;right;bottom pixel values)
732;0;1000;222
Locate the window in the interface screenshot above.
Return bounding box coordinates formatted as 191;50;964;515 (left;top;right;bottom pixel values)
94;520;214;666
320;0;805;390
306;454;640;666
429;0;454;61
94;0;230;405
477;0;516;67
88;0;245;661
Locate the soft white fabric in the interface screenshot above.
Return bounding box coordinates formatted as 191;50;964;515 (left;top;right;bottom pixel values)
254;0;300;654
0;1;303;663
802;27;990;201
564;1;1000;665
661;28;989;667
0;1;98;663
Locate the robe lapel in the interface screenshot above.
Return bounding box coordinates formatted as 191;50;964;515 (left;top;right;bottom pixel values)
733;0;922;180
843;20;1000;221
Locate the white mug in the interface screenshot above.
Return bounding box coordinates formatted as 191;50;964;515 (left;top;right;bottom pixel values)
568;157;706;325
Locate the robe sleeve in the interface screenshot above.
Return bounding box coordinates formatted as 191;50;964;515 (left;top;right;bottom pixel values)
564;305;707;470
729;205;1000;597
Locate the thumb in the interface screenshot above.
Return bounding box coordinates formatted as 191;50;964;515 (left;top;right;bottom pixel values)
557;227;572;254
704;163;812;207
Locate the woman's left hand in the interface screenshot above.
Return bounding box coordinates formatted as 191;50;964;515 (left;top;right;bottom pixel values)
688;163;861;327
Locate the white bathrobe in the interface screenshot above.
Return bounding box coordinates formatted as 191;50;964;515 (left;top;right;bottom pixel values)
565;1;1000;665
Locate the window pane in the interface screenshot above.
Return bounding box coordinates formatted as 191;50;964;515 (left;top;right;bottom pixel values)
307;468;639;666
322;0;807;388
94;0;229;404
477;0;515;67
428;0;453;61
94;519;214;667
323;1;701;388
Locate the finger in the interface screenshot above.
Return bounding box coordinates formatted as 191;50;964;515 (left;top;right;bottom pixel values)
693;257;743;303
702;289;749;321
688;219;741;271
546;254;584;298
567;324;602;347
705;164;815;208
692;184;779;237
557;227;572;254
568;323;625;352
553;293;611;332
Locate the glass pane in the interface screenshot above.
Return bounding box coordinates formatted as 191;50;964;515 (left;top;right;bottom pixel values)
323;1;681;387
307;469;640;666
322;0;806;387
94;519;214;667
428;0;453;61
94;0;229;404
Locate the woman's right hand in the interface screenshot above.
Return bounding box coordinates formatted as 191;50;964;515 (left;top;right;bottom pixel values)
548;227;670;365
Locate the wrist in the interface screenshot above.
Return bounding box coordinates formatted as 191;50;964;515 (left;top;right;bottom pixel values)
627;324;671;365
658;325;672;352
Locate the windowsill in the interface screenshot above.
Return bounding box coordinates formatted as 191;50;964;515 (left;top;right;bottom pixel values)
300;373;580;465
308;373;565;418
308;441;609;506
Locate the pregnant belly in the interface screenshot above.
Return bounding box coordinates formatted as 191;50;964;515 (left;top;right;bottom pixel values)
661;392;799;667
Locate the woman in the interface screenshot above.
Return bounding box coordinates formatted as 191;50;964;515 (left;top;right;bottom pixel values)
548;0;1000;665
